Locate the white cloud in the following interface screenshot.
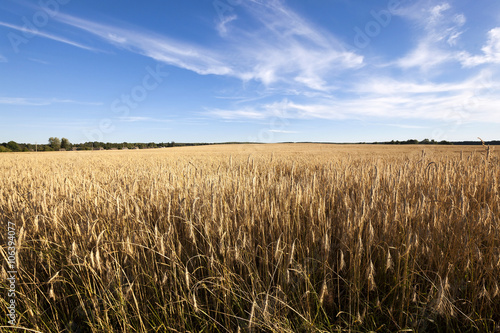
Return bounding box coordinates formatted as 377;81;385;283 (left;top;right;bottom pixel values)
55;0;362;92
395;2;500;70
118;116;150;122
216;14;237;36
396;42;453;70
268;129;298;134
354;71;492;95
107;33;127;44
117;116;172;123
55;14;234;77
382;123;429;129
207;108;269;120
446;14;466;46
430;3;451;23
26;58;50;65
460;28;500;67
0;97;50;106
207;69;500;123
0;54;7;62
395;2;466;70
230;0;364;89
0;97;103;106
27;58;49;65
0;20;101;52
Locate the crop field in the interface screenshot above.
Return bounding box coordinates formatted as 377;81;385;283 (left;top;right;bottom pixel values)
1;144;499;332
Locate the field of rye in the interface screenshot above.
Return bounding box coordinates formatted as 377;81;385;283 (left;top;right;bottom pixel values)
1;144;499;332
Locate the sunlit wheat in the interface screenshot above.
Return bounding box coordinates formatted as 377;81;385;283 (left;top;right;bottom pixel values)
0;144;498;332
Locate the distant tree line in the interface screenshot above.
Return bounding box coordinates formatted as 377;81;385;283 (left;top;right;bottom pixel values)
384;139;453;145
71;141;177;151
378;139;500;145
0;138;182;152
1;138;499;153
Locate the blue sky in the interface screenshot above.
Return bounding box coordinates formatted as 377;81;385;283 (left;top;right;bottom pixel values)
1;0;499;144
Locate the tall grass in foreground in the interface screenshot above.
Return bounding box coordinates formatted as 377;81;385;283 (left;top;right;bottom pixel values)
0;146;499;332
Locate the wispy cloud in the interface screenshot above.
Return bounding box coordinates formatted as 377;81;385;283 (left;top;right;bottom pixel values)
0;97;103;106
395;2;467;70
55;13;234;77
118;116;151;122
207;108;269;120
53;99;103;106
207;69;500;123
459;28;500;67
0;20;101;52
0;54;7;62
216;14;238;37
27;58;50;65
382;123;429;129
225;0;364;89
54;0;362;92
204;1;500;125
268;129;298;133
393;2;500;72
355;70;495;95
118;116;173;123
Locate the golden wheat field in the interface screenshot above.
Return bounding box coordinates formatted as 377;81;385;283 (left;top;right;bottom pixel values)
1;144;499;332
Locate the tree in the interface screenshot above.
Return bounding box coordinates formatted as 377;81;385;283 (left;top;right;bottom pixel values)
49;137;61;150
61;138;71;150
7;141;20;152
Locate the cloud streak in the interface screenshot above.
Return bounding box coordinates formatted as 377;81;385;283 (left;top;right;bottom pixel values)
460;28;500;67
268;129;298;133
394;2;500;71
54;13;234;77
207;69;500;123
204;1;500;126
395;2;467;70
117;116;172;123
0;97;103;106
0;20;101;52
54;0;362;92
224;0;364;89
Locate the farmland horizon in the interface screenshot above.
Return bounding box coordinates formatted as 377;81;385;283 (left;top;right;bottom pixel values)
2;136;500;153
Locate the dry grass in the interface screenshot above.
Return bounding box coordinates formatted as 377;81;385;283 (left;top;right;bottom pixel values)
1;144;499;332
